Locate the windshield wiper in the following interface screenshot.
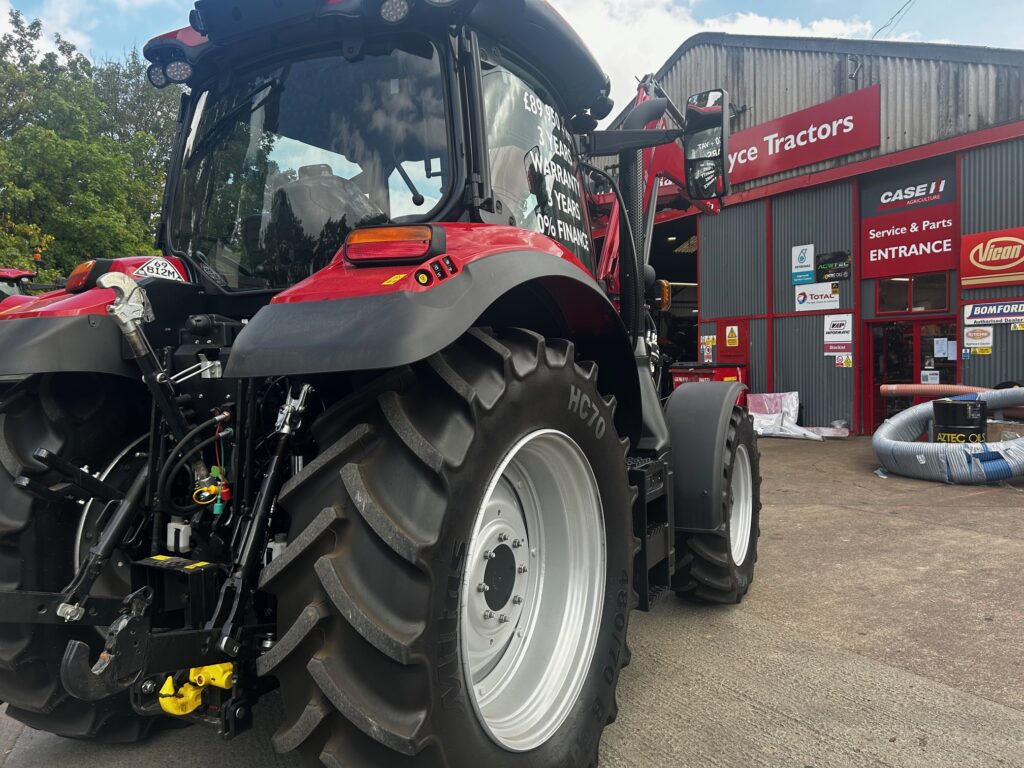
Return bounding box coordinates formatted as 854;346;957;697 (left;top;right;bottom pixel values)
185;82;281;170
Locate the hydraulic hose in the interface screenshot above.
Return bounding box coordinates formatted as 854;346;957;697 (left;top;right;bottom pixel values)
872;388;1024;483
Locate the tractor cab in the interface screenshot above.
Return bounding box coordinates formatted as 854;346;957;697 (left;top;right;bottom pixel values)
144;0;616;292
0;268;35;298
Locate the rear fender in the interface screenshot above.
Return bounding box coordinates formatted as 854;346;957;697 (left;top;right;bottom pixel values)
225;249;641;446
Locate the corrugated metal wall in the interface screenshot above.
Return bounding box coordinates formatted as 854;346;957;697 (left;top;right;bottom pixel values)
773;315;854;426
960;138;1024;386
651;36;1024;193
698;201;766;318
771;182;855;313
961;138;1024;234
749;318;768;394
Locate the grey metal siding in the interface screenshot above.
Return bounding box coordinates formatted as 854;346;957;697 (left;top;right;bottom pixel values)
698;201;766;319
961;137;1024;234
749;318;768;394
772;182;855;313
862;279;877;320
959;138;1024;386
651;38;1024;193
772;315;854;426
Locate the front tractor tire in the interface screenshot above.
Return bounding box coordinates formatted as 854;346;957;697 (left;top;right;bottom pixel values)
260;329;634;768
675;408;761;604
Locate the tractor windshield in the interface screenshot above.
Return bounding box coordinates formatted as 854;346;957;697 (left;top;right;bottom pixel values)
171;38;451;291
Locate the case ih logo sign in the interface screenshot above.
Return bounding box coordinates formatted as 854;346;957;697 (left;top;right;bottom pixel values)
726;85;880;184
961;227;1024;288
860;155;959;280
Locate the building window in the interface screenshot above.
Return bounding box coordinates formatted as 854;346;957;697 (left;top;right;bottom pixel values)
877;273;949;314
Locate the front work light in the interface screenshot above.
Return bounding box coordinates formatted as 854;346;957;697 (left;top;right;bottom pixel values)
164;59;194;84
147;63;169;88
379;0;411;23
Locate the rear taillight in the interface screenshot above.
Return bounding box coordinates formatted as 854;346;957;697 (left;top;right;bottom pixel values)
65;261;98;293
344;225;444;265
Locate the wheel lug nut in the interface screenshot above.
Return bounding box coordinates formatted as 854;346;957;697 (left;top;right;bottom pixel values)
512;539;523;549
483;610;494;620
498;533;509;543
483;550;496;560
513;595;523;605
499;614;511;623
477;583;489;593
517;565;528;574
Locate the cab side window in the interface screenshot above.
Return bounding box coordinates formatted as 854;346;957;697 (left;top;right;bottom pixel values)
480;63;594;270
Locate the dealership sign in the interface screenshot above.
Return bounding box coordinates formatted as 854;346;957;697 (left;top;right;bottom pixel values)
964;300;1024;325
860;156;959;279
726;85;881;184
792;244;815;284
823;313;853;355
960;226;1024;288
795;281;841;311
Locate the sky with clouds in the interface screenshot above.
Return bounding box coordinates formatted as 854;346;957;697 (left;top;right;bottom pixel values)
2;0;1023;109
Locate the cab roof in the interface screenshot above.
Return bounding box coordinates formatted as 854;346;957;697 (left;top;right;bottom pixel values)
143;0;611;118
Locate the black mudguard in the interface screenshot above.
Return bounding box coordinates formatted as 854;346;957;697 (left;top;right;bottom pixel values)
0;315;135;380
665;381;746;533
226;249;641;446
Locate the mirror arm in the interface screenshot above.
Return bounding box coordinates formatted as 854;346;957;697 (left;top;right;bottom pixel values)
583;129;685;157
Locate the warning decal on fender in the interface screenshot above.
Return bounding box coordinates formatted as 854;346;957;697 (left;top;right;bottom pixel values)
134;257;185;282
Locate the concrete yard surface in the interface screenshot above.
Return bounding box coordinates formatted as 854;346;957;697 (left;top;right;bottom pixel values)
1;437;1022;767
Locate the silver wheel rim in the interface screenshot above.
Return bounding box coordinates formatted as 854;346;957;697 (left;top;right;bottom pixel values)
460;429;606;752
730;444;753;566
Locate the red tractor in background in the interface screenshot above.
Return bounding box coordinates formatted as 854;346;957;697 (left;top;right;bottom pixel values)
0;268;36;299
0;2;759;766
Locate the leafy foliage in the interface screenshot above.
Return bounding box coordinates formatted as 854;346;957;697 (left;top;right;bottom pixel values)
0;11;181;276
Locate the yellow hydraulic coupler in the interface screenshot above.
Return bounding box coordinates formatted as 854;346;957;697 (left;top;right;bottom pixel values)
158;663;234;716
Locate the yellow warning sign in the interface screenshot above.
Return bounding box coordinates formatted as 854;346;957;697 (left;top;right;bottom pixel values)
973;347;993;355
726;325;739;348
1012;322;1024;332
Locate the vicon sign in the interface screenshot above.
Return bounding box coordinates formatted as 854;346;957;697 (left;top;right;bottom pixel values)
961;227;1024;288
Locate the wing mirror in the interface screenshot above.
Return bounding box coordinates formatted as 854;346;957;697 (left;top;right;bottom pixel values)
682;89;730;201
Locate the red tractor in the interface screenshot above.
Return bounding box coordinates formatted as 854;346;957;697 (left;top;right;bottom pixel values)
0;268;35;299
0;2;759;765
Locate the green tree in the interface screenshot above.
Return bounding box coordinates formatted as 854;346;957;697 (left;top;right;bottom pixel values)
0;11;179;276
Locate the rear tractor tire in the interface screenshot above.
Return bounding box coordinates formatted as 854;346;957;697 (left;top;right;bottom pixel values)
675;408;761;604
260;328;635;767
0;374;155;741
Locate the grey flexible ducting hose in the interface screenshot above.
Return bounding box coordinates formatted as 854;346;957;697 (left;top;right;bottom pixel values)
872;389;1024;484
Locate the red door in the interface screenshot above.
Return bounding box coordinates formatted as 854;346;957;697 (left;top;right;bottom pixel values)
867;318;958;432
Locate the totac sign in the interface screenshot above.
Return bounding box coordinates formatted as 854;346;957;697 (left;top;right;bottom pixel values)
960;226;1024;288
860;156;959;279
795;281;841;311
963;300;1024;325
726;85;880;184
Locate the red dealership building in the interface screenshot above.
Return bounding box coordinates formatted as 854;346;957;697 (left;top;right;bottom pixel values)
628;33;1024;433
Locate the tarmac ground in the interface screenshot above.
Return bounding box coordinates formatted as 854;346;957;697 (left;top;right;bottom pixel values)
1;437;1022;767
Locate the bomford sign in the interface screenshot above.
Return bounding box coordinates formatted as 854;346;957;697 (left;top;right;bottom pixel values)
726;85;881;184
961;226;1024;288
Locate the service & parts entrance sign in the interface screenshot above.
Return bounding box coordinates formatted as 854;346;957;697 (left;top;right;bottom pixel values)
860;155;959;279
960;226;1024;288
726;85;880;184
